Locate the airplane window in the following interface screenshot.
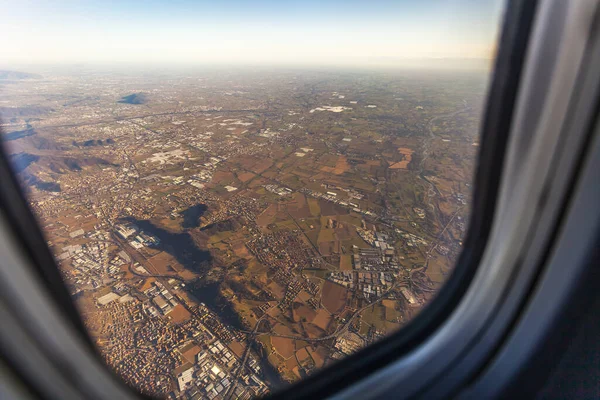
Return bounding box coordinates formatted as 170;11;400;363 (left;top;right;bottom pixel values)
1;0;505;398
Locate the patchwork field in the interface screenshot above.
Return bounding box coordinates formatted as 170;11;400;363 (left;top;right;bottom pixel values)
321;280;349;314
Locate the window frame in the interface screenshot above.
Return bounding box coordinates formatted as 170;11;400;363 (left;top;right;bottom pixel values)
323;0;600;398
0;0;597;398
272;0;539;397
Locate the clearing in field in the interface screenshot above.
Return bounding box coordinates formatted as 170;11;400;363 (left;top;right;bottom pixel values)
384;304;402;322
425;253;452;285
389;147;414;170
382;299;396;308
288;193;312;219
246;259;268;276
267;281;285;300
231;239;251;258
285;358;301;380
307;346;328;369
228;341;246;358
235;155;272;174
307;197;321;216
271;324;296;359
321;155;350;175
321;280;349;314
256;203;278;229
319;199;348;216
312;308;332;330
169;304;192;324
317;226;336;243
237;171;255;182
296;347;310;364
304;323;326;339
147;148;190;165
361;304;387;331
252;159;273;174
340;254;353;270
120;264;135;280
334;225;353;240
147;251;180;275
292;302;317;323
318;241;339;256
296;290;311;302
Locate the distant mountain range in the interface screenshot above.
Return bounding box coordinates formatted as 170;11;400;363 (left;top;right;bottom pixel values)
0;70;42;80
5;133;118;193
118;93;148;105
0;106;54;120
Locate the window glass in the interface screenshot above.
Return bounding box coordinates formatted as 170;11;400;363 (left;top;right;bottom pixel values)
1;0;504;397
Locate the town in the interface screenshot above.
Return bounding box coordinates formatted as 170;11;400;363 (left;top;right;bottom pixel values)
1;66;484;398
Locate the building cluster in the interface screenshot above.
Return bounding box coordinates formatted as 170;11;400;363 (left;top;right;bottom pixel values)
353;248;388;270
246;230;316;272
413;207;426;219
54;229;121;290
396;229;428;248
400;287;419;306
436;245;450;256
334;332;365;356
356;230;395;254
196;304;245;344
328;270;393;299
93;300;179;396
299;187;376;217
320;183;364;200
356;271;393;297
144;281;179;316
264;184;293;197
201;194;265;228
327;228;402;299
115;223;160;249
454;192;468;206
246;229;321;310
90;273;268;399
175;338;268;400
278;278;303;311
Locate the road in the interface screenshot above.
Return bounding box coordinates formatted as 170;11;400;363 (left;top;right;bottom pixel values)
224;304;276;399
415;103;471;264
419;103;471;212
31;108;267;130
425;205;464;261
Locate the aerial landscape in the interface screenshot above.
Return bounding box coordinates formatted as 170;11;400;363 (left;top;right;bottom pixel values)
0;65;486;399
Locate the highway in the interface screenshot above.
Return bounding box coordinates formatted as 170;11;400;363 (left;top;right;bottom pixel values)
224;306;276;399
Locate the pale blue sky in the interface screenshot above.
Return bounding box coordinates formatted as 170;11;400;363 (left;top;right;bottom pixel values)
1;0;505;67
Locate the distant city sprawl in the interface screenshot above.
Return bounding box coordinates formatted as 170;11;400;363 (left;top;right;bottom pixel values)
2;67;484;398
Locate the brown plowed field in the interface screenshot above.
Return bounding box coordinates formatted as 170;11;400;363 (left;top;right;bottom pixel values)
321;280;348;314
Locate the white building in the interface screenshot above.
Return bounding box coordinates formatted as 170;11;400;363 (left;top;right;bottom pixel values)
177;366;194;391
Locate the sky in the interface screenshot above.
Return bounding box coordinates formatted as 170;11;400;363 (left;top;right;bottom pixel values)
1;0;505;68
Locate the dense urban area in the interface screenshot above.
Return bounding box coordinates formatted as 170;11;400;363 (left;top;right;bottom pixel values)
1;66;486;399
